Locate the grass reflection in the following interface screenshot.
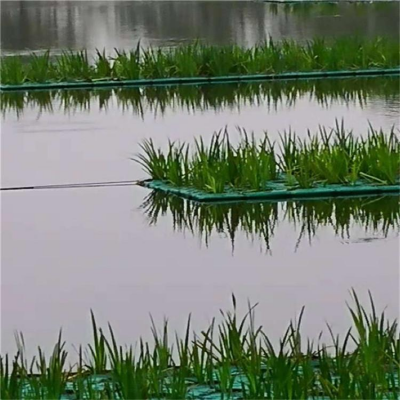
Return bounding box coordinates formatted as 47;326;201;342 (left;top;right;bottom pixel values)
141;193;399;252
2;77;399;119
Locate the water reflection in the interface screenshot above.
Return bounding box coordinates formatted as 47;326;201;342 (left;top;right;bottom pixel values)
141;193;399;253
1;1;399;55
2;77;399;119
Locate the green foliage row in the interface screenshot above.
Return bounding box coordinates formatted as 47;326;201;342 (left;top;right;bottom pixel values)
1;37;399;85
1;292;398;399
136;122;400;193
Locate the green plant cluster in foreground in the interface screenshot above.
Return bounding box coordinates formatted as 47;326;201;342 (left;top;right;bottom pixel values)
1;76;399;118
142;193;399;251
1;37;399;85
1;291;399;399
136;123;400;193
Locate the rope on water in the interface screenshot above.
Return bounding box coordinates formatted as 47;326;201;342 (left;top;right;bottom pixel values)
0;180;140;191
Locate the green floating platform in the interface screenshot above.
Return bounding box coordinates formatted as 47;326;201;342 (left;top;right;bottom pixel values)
1;68;399;92
38;367;400;400
141;179;400;203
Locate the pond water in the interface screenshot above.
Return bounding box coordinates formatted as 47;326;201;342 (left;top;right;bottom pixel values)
2;187;399;357
1;1;399;358
2;78;399;356
2;78;399;187
1;1;400;55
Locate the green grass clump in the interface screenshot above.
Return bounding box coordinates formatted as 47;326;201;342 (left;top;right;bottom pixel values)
1;291;399;399
142;193;399;251
1;37;399;85
136;123;400;193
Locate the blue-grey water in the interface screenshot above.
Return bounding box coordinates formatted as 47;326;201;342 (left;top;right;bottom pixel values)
1;1;399;358
1;1;399;55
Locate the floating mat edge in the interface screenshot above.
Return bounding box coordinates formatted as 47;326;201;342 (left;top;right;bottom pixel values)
141;180;400;203
1;68;399;92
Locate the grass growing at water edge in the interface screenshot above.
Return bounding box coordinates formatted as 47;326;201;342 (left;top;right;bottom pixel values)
1;291;399;399
1;37;399;85
136;122;400;193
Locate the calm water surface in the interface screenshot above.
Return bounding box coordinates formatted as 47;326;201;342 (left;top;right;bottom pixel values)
1;1;400;55
2;187;399;357
2;79;399;187
2;80;399;355
1;1;399;357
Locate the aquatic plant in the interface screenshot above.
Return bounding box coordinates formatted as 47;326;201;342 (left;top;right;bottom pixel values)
1;37;399;85
141;192;399;251
136;123;400;192
1;291;399;399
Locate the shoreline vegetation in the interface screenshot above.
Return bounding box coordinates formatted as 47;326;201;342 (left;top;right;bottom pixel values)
1;292;398;399
1;37;399;88
1;76;399;118
136;123;400;194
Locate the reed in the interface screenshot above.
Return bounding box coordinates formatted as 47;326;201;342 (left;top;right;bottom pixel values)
1;291;398;399
141;192;399;251
136;123;400;193
1;37;399;85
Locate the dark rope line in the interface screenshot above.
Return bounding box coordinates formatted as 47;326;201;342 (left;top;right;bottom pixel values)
0;180;140;191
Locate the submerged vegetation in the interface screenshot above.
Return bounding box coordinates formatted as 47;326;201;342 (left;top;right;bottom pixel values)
142;193;399;251
1;292;398;399
1;37;399;86
137;123;400;193
1;76;399;118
